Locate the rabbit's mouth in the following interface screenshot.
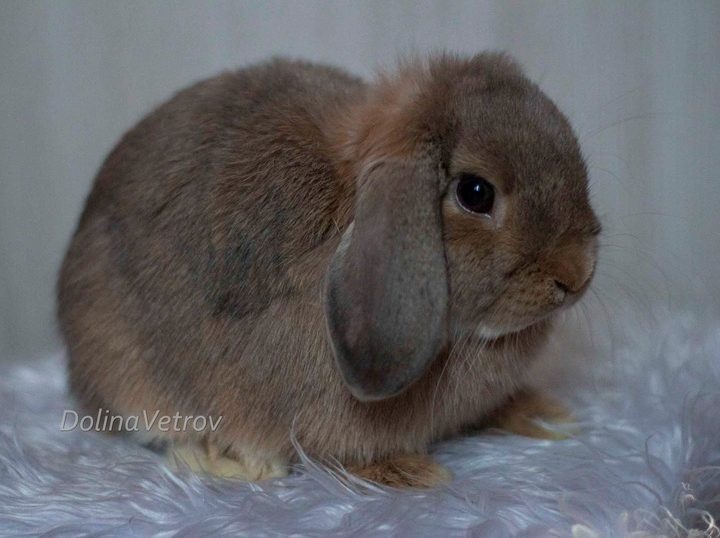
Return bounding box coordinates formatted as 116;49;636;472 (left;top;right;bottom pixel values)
464;263;596;343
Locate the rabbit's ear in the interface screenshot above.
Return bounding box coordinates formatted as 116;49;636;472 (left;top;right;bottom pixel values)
325;160;449;401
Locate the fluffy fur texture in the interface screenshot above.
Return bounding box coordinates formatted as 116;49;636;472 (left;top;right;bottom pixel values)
0;306;717;536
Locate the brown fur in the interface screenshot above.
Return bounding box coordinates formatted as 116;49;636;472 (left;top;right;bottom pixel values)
487;389;576;440
347;454;453;489
57;54;600;487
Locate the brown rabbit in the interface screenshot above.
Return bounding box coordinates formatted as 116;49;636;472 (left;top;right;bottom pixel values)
57;53;600;487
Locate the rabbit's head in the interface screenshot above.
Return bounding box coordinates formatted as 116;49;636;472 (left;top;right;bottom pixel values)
326;53;600;401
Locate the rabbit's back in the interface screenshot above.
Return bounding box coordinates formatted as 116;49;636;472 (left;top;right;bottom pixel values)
58;59;364;427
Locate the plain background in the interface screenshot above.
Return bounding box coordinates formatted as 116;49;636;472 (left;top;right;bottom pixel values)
0;0;718;363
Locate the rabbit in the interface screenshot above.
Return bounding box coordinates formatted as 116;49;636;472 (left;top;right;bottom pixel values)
57;53;600;488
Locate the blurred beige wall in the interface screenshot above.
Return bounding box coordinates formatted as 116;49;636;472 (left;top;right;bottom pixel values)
1;0;719;362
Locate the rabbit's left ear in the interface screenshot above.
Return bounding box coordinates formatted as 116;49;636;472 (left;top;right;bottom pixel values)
325;159;449;401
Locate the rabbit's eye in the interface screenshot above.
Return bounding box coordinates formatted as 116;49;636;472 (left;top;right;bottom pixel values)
455;174;495;215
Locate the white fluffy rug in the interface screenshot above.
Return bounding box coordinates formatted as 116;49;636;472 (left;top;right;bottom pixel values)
0;307;718;537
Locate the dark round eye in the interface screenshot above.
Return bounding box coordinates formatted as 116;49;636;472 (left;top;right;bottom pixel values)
455;173;495;215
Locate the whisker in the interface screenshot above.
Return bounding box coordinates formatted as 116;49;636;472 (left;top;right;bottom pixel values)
579;112;659;143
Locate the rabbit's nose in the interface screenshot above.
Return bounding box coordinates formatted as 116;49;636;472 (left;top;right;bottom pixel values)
553;279;571;294
546;241;597;298
553;270;591;296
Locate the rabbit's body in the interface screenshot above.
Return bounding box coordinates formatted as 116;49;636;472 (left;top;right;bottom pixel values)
58;56;599;485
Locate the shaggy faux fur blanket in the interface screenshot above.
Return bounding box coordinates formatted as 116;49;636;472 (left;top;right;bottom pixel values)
0;308;718;537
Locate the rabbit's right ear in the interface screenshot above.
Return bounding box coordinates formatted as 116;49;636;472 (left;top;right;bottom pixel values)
325;160;449;401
